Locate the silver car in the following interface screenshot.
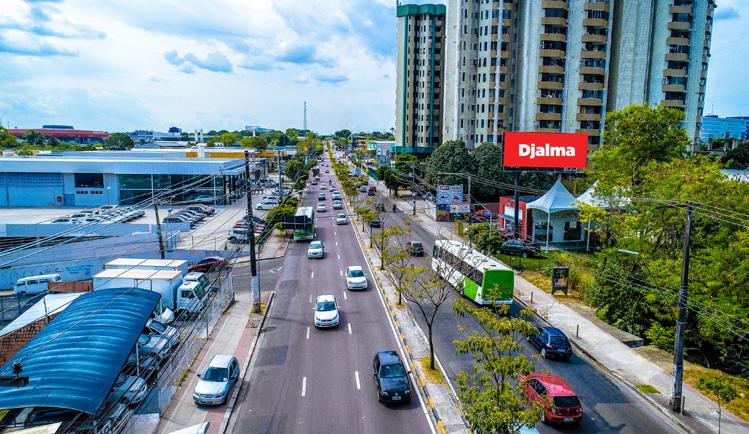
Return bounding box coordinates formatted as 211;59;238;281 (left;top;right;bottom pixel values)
307;240;324;259
193;354;240;406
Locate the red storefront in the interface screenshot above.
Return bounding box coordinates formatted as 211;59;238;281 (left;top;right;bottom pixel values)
497;196;536;241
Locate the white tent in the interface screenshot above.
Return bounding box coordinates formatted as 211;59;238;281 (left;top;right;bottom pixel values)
526;180;578;250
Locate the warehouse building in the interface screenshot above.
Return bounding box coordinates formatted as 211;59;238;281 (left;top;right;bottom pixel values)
0;152;264;207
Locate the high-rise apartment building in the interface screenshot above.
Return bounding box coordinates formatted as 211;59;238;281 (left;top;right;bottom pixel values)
437;0;715;151
395;4;446;154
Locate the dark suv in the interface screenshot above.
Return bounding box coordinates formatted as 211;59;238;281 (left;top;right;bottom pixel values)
372;351;411;404
500;239;539;258
407;241;424;256
529;326;573;360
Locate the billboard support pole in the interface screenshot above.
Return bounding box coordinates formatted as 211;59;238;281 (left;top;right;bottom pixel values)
513;171;520;239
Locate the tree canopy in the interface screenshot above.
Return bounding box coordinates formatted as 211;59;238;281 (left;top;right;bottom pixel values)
218;132;239;147
724;141;749;169
425;140;476;189
0;127;18;148
104;132;134;150
240;136;267;150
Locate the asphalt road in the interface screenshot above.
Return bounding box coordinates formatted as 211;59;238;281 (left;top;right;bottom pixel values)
374;191;681;434
231;161;433;434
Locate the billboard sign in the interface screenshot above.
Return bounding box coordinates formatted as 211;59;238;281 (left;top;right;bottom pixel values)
450;202;470;214
503;132;588;169
437;184;464;205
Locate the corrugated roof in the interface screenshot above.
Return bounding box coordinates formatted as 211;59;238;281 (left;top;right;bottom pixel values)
0;288;160;414
0;293;82;338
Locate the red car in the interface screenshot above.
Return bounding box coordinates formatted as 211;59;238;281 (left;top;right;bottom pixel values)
188;256;227;273
521;373;583;425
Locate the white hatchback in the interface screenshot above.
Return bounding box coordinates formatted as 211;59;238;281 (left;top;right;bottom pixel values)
314;294;340;328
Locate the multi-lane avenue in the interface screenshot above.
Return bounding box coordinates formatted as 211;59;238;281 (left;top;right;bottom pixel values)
230;160;433;433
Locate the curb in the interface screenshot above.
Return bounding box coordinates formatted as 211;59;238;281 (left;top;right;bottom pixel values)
218;291;276;434
514;294;693;434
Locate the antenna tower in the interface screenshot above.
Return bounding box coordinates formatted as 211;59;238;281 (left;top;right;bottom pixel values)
303;101;308;134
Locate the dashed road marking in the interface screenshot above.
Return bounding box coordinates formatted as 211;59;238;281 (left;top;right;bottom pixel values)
335;241;338;246
354;371;361;390
348;323;352;335
306;326;310;340
301;377;307;397
337;254;340;259
309;294;312;303
343;292;347;300
340;269;343;276
311;272;314;279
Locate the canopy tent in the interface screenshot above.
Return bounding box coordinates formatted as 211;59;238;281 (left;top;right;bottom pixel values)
526;180;578;250
575;181;629;209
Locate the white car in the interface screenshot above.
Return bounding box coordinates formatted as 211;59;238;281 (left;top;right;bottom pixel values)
314;295;340;328
320;184;328;190
345;266;368;290
256;201;276;210
316;202;327;212
307;240;324;259
336;213;348;225
110;373;148;405
332;192;342;201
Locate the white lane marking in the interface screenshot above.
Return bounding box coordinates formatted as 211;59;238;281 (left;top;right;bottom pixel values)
301;377;307;397
339;269;343;277
354;371;361;390
311;272;314;279
309;294;312;303
347;323;352;335
306;326;310;340
334;231;337;235
337;254;340;259
343;292;347;300
335;241;338;246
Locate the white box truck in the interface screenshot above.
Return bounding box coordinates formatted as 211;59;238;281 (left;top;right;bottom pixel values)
92;268;203;320
104;258;188;274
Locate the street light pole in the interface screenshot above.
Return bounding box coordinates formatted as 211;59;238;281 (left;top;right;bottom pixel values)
671;204;694;412
245;151;260;313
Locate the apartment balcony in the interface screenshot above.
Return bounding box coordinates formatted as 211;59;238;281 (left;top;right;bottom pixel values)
540;49;566;58
576;128;601;136
500;66;509;74
581;50;606;59
498;112;508;120
667;37;690;46
661;99;686;108
540;33;567;42
668;21;691;31
669;5;693;14
540;65;565;74
500;50;511;58
541;17;568;26
502;33;511;43
538;127;562;133
580;66;605;75
576;113;602;121
491;33;499;42
503;18;512;27
579;81;604;90
583;18;609;28
536;112;563;121
578;97;603;106
582;34;607;43
584;1;610;12
663;83;686;92
538;96;564;105
504;2;513;10
500;81;511;90
539;81;565;90
665;52;689;62
543;1;569;10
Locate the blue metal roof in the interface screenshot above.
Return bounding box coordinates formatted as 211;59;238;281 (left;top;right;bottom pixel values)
0;288;160;414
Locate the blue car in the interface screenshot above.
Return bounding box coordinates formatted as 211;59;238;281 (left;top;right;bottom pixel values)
529;326;572;360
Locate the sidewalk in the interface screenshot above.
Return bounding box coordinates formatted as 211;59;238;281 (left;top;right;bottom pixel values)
257;230;290;260
156;290;272;434
375;182;748;434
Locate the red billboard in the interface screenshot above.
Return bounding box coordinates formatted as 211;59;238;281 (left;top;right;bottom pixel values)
503;132;588;169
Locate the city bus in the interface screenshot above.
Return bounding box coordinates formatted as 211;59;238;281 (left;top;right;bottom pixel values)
292;206;316;241
432;239;514;305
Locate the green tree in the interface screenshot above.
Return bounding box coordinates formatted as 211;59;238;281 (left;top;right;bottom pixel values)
218;132;239;147
473;142;513;199
724;141;749;169
0;127;18;148
590;104;690;188
335;129;352;138
240;136;267;149
453;301;540;432
23;131;46;147
425;140;475;189
394;153;418;175
697;375;739;434
103;132;134;150
45;136;61;147
284;159;305;181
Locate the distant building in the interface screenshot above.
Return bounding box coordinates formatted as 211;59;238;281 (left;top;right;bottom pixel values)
395;3;446;155
8;126;108;145
700;115;748;142
244;125;270;135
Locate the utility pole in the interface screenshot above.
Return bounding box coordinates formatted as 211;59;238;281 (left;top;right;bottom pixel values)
411;164;416;216
277;150;283;198
245;151;260;313
466;175;472;247
671;204;694;412
513;172;521;238
153;202;166;259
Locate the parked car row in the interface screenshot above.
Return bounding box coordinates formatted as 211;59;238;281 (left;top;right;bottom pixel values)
162;204;216;227
48;205;145;225
228;215;266;244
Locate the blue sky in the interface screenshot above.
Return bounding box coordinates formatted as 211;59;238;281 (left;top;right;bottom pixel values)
0;0;746;134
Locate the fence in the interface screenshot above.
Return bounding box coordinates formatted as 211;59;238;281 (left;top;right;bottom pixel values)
110;271;236;433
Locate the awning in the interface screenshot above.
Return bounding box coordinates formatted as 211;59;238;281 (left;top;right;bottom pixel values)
0;288;160;414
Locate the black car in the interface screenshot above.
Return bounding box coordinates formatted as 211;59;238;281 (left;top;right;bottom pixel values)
407;241;424;256
500;239;539;258
528;326;573;360
369;217;382;228
373;351;411;404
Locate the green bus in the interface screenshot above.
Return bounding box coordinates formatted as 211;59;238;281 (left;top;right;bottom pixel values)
292;206;316;241
432;239;514;305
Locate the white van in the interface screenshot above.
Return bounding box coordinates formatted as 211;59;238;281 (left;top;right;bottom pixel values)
14;274;62;295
